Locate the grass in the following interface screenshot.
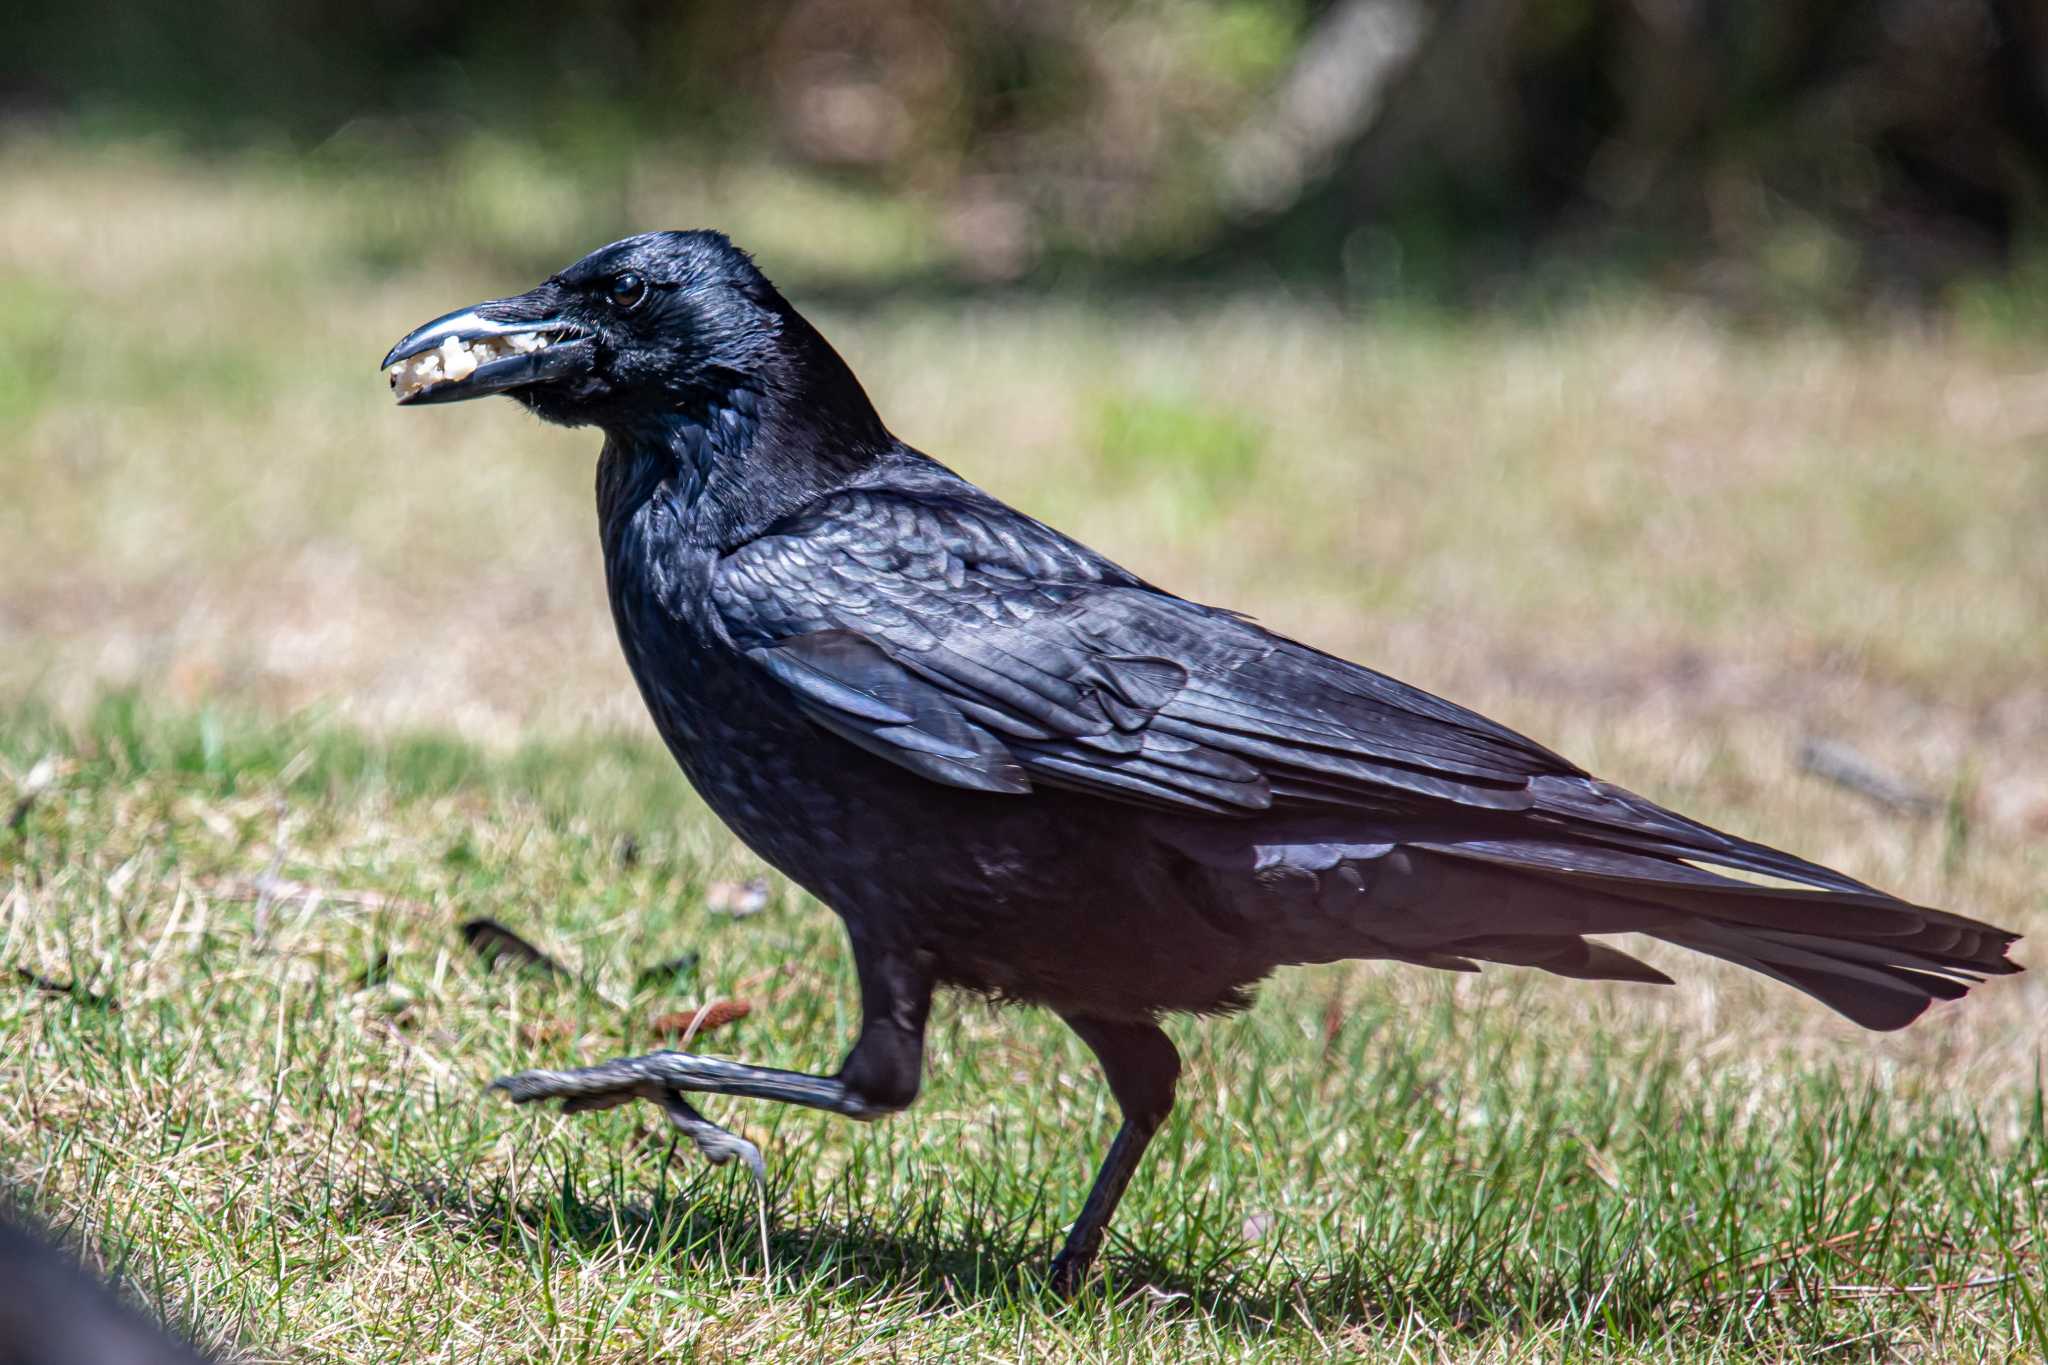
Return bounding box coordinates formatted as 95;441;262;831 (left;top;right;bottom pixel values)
4;700;2043;1361
2;139;2046;1359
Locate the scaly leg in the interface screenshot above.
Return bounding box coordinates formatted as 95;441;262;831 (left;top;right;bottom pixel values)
1046;1015;1181;1297
495;940;930;1175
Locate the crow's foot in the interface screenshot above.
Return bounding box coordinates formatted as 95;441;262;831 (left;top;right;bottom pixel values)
493;1058;765;1181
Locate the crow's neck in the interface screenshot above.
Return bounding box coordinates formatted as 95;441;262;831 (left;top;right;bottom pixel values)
601;323;896;550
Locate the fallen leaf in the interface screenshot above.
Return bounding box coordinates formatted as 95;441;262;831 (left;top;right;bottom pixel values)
650;999;753;1040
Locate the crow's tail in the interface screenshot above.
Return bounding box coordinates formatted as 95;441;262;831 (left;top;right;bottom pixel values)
1402;775;2022;1031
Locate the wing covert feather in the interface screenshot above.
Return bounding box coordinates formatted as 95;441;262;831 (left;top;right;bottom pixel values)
714;487;1578;816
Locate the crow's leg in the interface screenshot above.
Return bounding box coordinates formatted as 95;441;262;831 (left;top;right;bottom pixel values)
493;940;931;1171
1047;1015;1181;1297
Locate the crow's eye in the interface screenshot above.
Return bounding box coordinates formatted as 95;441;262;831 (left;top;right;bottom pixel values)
607;271;647;310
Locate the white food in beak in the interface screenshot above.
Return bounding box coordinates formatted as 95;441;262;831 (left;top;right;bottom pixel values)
386;330;558;401
439;335;477;382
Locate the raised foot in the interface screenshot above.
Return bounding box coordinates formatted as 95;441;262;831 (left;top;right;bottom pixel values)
492;1054;766;1182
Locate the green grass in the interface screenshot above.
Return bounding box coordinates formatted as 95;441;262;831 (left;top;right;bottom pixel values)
3;700;2043;1361
3;141;2047;1360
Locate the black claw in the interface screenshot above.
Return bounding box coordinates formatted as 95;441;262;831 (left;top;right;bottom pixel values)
489;1073;551;1104
489;1060;768;1181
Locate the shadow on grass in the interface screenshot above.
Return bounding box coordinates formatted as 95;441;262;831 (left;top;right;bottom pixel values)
340;1166;1832;1351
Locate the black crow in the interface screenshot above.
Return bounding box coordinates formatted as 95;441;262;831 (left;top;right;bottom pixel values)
382;231;2022;1293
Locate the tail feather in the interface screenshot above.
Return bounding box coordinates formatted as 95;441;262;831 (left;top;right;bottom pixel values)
1651;911;2016;1030
1661;919;1979;995
1416;836;1928;937
1743;926;2006;981
1402;777;2022;1030
1448;933;1675;985
1529;775;1885;896
1652;934;1941;1031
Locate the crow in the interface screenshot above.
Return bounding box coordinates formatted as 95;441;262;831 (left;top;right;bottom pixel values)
382;231;2021;1293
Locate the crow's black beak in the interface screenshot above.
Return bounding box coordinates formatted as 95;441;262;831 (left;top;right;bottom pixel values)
381;295;595;406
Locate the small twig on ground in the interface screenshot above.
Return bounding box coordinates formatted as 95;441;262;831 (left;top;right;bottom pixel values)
1798;738;1940;816
457;919;632;1011
6;756;61;831
251;802;291;939
459;918;569;978
1812;1326;1902;1357
11;966;117;1010
199;875;426;914
1812;1273;2015;1299
635;952;700;991
1708;1266;2016;1306
1702;1216;1887;1285
1831;1244;1939;1327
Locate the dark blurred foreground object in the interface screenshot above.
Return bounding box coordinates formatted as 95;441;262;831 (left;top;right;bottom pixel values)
382;230;2022;1294
0;1212;209;1365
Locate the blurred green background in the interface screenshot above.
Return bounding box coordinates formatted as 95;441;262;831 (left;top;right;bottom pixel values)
12;0;2048;300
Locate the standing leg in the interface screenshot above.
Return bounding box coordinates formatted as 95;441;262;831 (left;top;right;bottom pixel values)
1047;1014;1181;1297
494;936;932;1168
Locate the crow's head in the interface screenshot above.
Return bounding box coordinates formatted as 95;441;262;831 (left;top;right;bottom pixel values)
381;230;800;430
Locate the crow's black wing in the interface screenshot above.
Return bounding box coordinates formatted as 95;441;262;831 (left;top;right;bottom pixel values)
712;485;1583;817
713;483;2023;1027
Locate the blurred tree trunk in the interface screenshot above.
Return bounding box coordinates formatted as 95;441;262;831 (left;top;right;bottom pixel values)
1217;0;1437;217
1202;0;1563;279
